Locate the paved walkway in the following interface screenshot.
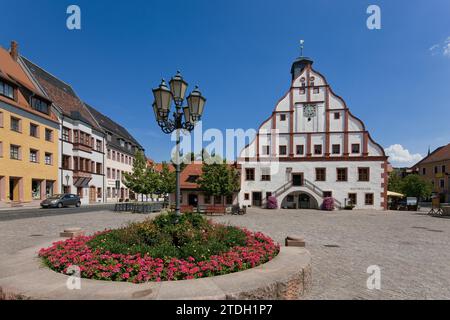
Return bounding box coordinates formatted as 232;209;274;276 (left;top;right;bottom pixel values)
212;208;450;300
1;208;449;299
0;211;150;255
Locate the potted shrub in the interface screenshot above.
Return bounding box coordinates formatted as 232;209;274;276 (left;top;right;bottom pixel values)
267;196;278;209
321;197;335;211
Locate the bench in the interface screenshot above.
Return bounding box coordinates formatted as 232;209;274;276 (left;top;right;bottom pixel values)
204;206;226;216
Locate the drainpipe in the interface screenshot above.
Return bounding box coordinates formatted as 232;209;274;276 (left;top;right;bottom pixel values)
103;135;106;203
61;114;64;193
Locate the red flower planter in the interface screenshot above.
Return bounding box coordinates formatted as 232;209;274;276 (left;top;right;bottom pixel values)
39;229;280;283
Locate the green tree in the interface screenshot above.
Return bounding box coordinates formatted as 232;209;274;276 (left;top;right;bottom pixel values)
388;171;403;193
123;150;149;202
400;174;433;200
156;162;176;196
198;160;240;206
142;165;161;201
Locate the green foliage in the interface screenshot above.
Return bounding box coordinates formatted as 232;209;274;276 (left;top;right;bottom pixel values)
399;174;433;199
388;172;433;199
198;160;240;201
87;212;247;261
388;171;403;193
123;150;155;199
156;162;176;195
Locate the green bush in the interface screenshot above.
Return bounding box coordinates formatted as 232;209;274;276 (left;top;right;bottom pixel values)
87;212;247;261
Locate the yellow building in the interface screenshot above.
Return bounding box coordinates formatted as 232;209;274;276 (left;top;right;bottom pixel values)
0;42;59;207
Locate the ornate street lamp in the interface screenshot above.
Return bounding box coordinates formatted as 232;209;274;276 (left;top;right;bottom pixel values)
152;71;206;217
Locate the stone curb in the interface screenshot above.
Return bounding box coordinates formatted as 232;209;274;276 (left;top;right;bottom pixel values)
0;240;312;300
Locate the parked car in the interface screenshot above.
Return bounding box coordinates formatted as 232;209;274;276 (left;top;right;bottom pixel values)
40;194;81;208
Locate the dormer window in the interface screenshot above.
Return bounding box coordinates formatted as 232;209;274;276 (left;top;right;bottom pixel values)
0;80;14;99
120;139;125;147
30;97;49;114
187;175;200;183
106;132;112;141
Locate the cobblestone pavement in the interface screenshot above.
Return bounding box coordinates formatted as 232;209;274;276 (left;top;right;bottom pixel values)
1;208;449;299
212;208;450;300
0;211;150;255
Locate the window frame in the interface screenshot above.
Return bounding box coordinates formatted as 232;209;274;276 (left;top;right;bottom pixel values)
279;145;287;156
45;128;53;142
296;144;304;155
245;168;255;181
351;143;361;154
348;193;357;205
337;168;348;182
30;96;49;114
315;168;326;182
314;144;323;155
365;193;374;206
358;167;370;182
44;153;53;165
0;80;15;99
30;123;39;138
10;116;21;132
29;149;38;163
62;127;71;142
10;144;20;160
332;144;341;155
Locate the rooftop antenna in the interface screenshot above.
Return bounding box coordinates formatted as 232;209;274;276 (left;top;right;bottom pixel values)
300;40;305;57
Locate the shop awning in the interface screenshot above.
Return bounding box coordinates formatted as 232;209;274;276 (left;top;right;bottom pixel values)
73;177;91;188
387;191;405;198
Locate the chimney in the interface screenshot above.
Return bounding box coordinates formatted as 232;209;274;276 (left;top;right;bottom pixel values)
10;41;19;61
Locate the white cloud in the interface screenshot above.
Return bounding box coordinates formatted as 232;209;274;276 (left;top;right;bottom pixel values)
430;37;450;58
384;144;423;167
443;37;450;57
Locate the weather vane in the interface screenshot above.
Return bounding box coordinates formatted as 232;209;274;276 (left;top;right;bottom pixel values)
300;40;305;56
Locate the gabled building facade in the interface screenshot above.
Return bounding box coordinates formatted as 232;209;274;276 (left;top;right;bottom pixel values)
0;42;59;207
238;56;388;210
411;144;450;203
85;103;144;202
21;57;105;205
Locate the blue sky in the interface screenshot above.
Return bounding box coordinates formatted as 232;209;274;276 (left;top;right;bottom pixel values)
1;0;449;166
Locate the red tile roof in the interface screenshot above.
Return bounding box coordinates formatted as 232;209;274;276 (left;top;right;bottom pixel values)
180;163;203;190
412;143;450;167
0;46;58;123
150;161;240;190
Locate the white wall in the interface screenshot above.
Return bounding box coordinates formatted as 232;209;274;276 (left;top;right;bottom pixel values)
239;161;384;210
238;62;386;210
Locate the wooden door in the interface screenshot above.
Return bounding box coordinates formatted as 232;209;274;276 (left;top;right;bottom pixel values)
89;186;96;203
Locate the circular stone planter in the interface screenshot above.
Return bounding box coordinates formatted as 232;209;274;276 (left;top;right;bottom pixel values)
0;240;312;300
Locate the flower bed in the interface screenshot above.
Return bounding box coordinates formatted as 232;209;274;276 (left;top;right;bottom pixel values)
39;213;280;283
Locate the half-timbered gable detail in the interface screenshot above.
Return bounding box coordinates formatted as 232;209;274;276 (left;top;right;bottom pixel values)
238;55;388;210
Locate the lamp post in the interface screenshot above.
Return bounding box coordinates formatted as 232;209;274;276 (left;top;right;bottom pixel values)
152;71;206;217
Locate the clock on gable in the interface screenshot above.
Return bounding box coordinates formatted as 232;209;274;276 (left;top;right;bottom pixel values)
303;104;317;119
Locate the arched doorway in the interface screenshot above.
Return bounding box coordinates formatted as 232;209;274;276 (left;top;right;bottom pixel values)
281;191;319;209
